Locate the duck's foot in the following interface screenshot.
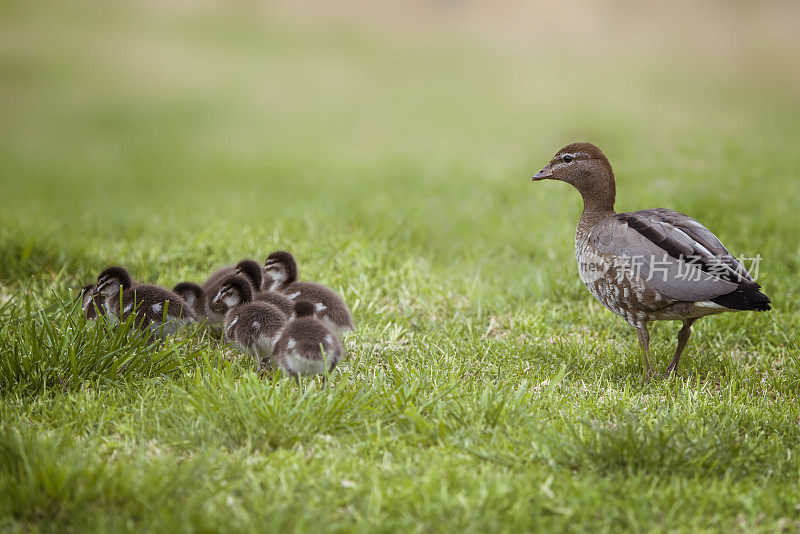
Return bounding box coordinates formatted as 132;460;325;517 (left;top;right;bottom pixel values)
664;355;685;376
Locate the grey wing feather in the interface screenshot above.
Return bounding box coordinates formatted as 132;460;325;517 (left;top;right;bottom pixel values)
589;209;748;302
645;208;754;283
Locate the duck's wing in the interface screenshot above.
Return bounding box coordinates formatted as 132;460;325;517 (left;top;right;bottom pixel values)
589;209;754;302
645;208;755;283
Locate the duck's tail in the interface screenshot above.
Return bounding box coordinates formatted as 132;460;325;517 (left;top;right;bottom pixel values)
711;282;771;311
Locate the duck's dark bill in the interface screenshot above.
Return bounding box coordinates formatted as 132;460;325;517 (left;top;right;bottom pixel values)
532;165;553;180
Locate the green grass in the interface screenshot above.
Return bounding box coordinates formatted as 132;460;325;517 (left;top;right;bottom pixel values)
1;1;800;531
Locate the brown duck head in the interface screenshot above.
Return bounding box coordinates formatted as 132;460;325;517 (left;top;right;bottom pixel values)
532;142;616;213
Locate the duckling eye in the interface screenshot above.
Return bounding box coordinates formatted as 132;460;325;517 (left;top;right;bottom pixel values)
563;154;574;163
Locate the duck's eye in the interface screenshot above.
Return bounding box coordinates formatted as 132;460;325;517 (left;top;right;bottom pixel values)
563;154;573;163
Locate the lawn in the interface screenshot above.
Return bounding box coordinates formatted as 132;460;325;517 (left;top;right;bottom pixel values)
1;1;799;532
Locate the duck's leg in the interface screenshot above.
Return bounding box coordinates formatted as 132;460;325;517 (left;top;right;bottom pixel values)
635;325;652;377
666;318;697;374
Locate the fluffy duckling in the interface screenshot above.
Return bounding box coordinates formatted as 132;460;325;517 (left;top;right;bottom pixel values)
172;282;206;320
224;301;287;371
79;284;105;320
263;251;354;335
271;301;343;381
234;259;265;290
211;275;288;367
209;274;253;316
531;142;771;375
204;259;263;290
210;274;295;317
201;259;263;326
93;266;195;338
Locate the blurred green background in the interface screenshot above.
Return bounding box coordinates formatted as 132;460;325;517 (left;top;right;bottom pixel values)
2;0;798;294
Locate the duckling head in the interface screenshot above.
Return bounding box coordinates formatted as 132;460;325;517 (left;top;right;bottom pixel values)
173;282;203;308
264;251;297;290
292;300;316;319
234;259;263;289
93;266;133;297
211;274;252;313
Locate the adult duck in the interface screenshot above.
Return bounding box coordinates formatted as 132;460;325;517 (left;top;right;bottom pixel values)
531;142;770;375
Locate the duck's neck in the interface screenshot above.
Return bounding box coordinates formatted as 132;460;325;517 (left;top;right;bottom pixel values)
578;202;616;231
240;263;262;290
269;266;295;291
575;198;616;247
575;171;616;234
105;292;122;320
268;274;287;291
239;285;253;304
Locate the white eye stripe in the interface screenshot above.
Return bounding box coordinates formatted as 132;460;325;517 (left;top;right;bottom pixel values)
551;152;589;169
556;151;589;163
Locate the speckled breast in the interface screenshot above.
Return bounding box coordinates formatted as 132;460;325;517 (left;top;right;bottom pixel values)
574;231;669;328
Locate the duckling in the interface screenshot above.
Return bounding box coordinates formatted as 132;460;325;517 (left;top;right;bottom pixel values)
209;274;254;317
172;282;206;320
211;275;288;367
262;251;297;290
263;251;354;335
224;301;287;371
234;259;265;291
210;273;295;318
201;259;263;325
204;259;263;291
531;142;771;375
79;284;105;320
271;300;343;381
93;266;195;338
